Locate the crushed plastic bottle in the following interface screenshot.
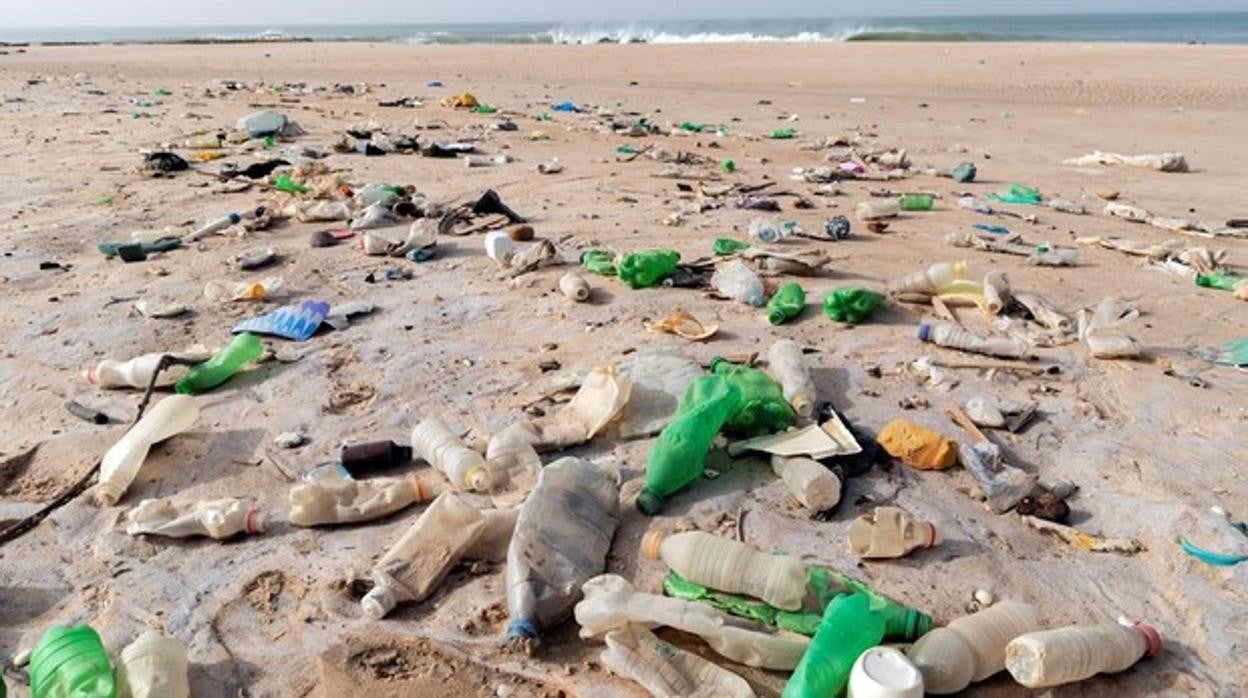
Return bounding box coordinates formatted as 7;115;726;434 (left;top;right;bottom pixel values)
600;624;755;698
766;339;816;418
782;592;886;698
617;249;680;289
710;357;796;438
29;625;115;698
85;352;188;390
908;601;1043;694
174;333;264;394
918;323;1030;359
748;217;788;244
1005;621;1161;689
823;287;885;324
116;630;189;698
712;259;767;307
288;472;432;527
94;395;199;506
767;283;806;325
848;506;937;559
644;529;808;610
126;497;265;539
772;455;842;511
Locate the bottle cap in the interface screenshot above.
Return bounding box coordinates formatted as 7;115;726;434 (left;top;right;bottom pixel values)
923;521;938;548
505;619;539;641
1133;621;1162;657
244;508;266;535
849;646;924;698
917;323;933;342
952;260;967;277
640;530;667;560
904;608;933;640
93;483;122;508
465;467;493;493
361;586;397;619
636;490;663;517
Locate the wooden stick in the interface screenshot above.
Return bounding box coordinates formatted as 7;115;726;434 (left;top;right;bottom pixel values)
932;357;1059;375
946;402;990;444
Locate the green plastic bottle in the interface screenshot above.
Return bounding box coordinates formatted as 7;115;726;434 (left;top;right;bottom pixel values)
767;283;806;325
709;358;795;437
617;249;680;289
679;121;706;133
898;193;935;211
720;159;736;173
823;287;885;324
782;592;886;698
638;375;741;515
1195;272;1240;291
174;333;264;395
273;174;310;195
713;238;750;256
580;249;618;276
770;128;797;139
29;625;116;698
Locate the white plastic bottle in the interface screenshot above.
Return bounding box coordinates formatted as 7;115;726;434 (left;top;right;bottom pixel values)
288;473;433;527
907;601;1043;694
601;624;755;698
771;455;842;511
484;230;516;266
84;353;180;389
642;529;808;611
361;492;488;619
918;322;1030;359
559;271;591;301
463;506;519;562
203;277;282;302
767;339;816;418
291;200;351;223
94;395;199;507
855;200;901;221
888;261;966;296
847;506;937;559
126;497;265;539
712;259;766;307
1005;621;1161;689
848;646;924;698
116;630;189;698
410;417;493;492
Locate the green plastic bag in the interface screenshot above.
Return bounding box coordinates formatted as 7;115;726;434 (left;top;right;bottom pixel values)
273;173;310;195
782;592;886;698
617;249;680;289
713;238;750;256
823;287;885;324
580;249;618;276
709;358;794;437
767;283;806;325
770;128;797;139
986;183;1042;205
637;375;741;515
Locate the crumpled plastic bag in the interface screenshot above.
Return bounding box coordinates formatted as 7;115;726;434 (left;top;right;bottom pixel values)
615;344;705;438
1078;297;1141;359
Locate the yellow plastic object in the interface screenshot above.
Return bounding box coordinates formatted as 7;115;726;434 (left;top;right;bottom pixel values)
440;92;479;108
936;279;990;312
878;419;958;471
192;149;227;162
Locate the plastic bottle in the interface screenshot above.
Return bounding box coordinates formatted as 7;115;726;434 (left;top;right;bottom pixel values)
362;492;488;618
531;366;632;447
712;259;767;307
898;194;935;211
887;261;966;296
463;506;520;562
918;323;1029;359
782;593;886;698
352;183;403;208
824;287;885;324
186;208;265;241
85;353;182;390
1195;272;1241;291
766;339;816;418
350;201;397;230
484;230;516;266
711;358;796;438
617;249;680;289
856;200;900;221
116;630;189;698
772;455;842;511
907;601;1043;694
95;395;199;507
29;624;116;698
410;417;493;492
749;217;788;244
203;277;282;302
292;200;351;223
848;647;924;698
174;333;263;395
600;624;755;698
1005;621;1161;689
126;497;265;539
465;154;511;167
767;283;806;325
273;173;309;195
340;440;412;478
288;472;432;527
558;271;591;301
644;529;808;610
638;375;741;515
575;574;810;670
505;457;621;649
848;506;937;559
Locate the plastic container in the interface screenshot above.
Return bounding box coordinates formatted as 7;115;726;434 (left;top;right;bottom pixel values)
483;230;515;266
126;497;265;539
782;593;886;698
710;358;796;438
617;249;680;289
878;419;958;471
908;601;1043;694
855;200;900;221
531;366;632;448
85;353;182;390
600;624;754;698
558;271;591;301
505;457;620;648
767;283;806;325
350;201;397;230
29;625;115;698
292;200;351;223
767;339;816;418
848;647;924;698
637;375;741;515
410;417;493;492
898;194;935;211
362;492;487;618
749;217;788;244
116;630;189;698
340;440;412;478
918;323;1029;359
174;334;263;395
95;395;199;507
772;455;842;511
848;506;937;559
823;287;885;324
712;259;767;307
888;262;965;296
203;277;282;303
1005;621;1160;689
288;473;431;527
644;529;808;610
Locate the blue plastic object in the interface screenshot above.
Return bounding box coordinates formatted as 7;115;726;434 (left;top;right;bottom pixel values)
233;300;329;341
551;101;578;112
974;223;1011;235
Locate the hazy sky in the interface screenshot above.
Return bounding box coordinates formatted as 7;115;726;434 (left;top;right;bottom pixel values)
5;0;1246;26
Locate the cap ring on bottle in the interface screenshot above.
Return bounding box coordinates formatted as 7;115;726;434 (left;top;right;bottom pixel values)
1133;621;1162;657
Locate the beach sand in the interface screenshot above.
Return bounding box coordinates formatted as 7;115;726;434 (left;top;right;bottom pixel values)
1;41;1246;696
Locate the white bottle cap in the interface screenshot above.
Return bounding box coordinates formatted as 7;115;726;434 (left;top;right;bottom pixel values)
849;646;924;698
361;586;397;620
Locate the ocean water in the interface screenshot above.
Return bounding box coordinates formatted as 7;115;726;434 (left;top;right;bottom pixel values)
4;13;1248;46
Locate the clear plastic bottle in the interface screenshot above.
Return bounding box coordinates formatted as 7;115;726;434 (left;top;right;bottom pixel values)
772;455;842;511
1005;621;1160;689
463;506;519;562
847;506;937;559
126;497;265;539
362;492;488;618
291;200;351;223
352;183;401;208
505;457;620;648
907;601;1043;694
288;472;432;527
848;647;924;698
748;217;788;244
855;200;901;221
116;630;189;698
888;261;966;296
643;529;808;611
203;277;283;302
410;417;493;492
600;624;755;698
558;271;591;301
349;201;397;231
918;322;1030;359
85;353;182;390
712;259;767;307
767;339;816;418
95;395;200;506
